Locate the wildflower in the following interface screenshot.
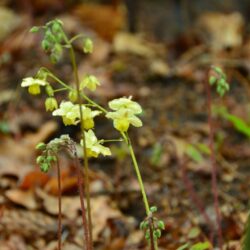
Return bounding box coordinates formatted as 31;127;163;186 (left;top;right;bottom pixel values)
52;101;101;127
81;129;111;158
106;109;142;132
52;101;80;125
80;75;100;91
81;107;101;130
21;77;48;95
45;97;58;111
108;96;142;114
106;97;143;132
83;38;93;53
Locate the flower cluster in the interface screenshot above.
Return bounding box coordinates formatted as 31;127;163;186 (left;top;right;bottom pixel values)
106;97;143;132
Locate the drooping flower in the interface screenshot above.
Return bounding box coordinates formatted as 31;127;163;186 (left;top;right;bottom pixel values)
81;129;111;158
80;75;100;91
108;96;142;114
45;97;58;111
81;107;101;130
21;77;48;95
52;101;101;127
83;38;93;54
106;97;143;132
106;109;142;132
52;101;80;125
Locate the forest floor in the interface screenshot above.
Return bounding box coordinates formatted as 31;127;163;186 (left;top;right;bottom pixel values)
0;1;249;250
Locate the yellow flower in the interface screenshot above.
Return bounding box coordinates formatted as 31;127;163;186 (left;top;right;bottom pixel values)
82;107;101;130
52;101;80;125
21;77;48;95
106;108;142;132
106;97;143;132
80;75;100;91
83;38;93;54
45;97;58;111
52;101;101;127
108;96;142;114
81;130;111;158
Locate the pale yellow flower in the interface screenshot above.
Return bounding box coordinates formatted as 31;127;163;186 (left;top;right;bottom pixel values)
21;77;48;95
81;129;111;158
80;75;100;91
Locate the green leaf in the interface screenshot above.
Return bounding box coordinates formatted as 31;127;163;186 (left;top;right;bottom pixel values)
190;242;210;250
196;143;210;155
150;143;163;167
224;113;250;138
30;26;40;33
186;144;204;163
157;220;165;230
209;76;217;86
153;229;161;238
188;227;200;239
176;243;190;250
243;212;250;250
140;220;149;230
36;142;46;150
0;121;10;134
150;206;157;213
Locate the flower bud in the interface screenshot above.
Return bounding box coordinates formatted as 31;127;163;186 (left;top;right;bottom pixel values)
68;90;78;102
45;85;54;96
30;26;40;33
45;97;58;111
36;156;44;164
83;38;93;54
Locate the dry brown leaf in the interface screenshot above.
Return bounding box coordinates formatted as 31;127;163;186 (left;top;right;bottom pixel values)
196;12;244;51
5;189;38;210
91;196;121;240
113;32;155;58
72;3;126;41
36;189;81;219
0;208;57;238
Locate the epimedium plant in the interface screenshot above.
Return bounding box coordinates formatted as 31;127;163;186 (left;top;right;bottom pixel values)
21;19;164;250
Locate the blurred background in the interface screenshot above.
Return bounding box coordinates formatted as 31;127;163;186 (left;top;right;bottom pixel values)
0;0;250;249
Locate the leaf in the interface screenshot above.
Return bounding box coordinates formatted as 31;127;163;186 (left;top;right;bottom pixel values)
5;189;38;210
242;212;250;250
186;144;204;163
224;113;250;138
190;242;210;250
177;243;190;250
188;227;201;239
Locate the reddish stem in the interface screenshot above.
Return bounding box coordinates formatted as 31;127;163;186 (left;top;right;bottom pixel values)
74;154;91;250
180;159;214;242
56;158;62;250
205;77;223;248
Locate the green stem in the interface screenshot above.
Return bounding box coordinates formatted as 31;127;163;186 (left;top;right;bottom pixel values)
69;34;86;44
126;134;150;215
65;34;93;248
81;93;107;113
101;138;123;143
54;87;68;93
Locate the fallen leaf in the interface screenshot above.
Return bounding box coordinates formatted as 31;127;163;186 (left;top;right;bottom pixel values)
73;3;125;41
113;32;155;58
5;189;38;210
19;170;50;190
